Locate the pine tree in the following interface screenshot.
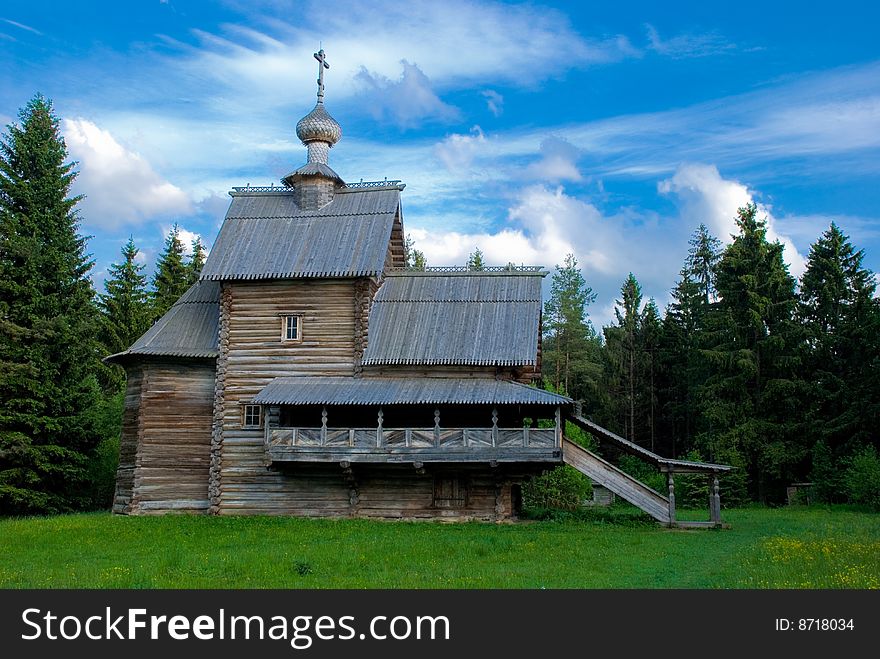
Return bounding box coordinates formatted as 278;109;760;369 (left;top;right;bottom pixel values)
689;223;722;306
403;233;427;271
641;299;662;452
604;274;643;442
152;223;189;319
699;204;802;502
466;247;485;271
542;254;601;403
99;237;150;357
187;236;207;286
799;223;880;498
658;225;722;457
0;95;102;514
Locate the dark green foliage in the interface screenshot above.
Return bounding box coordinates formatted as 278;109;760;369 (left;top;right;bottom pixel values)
151;223;189;320
617;454;666;494
697;204;803;502
76;390;123;511
603;274;662;448
188;236;207;285
657;225;721;458
542;254;602;406
98;237;150;357
799;223;880;494
843;445;880;509
521;465;591;510
0;95;103;514
466;247;484;271
533;212;876;507
811;439;846;503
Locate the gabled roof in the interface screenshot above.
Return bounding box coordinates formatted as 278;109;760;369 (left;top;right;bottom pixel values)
200;187;400;280
361;272;544;366
254;376;571;406
105;281;220;363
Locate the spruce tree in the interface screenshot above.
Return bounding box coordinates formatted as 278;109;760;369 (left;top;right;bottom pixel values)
799;223;880;498
152;223;189;319
466;247;485;271
658;225;722;457
0;95;102;514
187;236;207;286
699;204;802;502
604;274;643;442
542;254;601;403
99;237;150;357
641;299;662;452
689;223;722;306
403;233;427;271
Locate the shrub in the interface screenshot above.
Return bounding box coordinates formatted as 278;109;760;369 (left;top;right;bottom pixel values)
811;439;846;503
522;465;591;510
672;450;710;508
617;455;665;494
844;445;880;510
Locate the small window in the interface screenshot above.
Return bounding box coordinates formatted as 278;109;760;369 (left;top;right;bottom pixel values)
243;404;262;429
282;315;301;341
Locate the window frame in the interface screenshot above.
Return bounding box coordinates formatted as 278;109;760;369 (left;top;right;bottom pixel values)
280;313;303;342
242;404;263;429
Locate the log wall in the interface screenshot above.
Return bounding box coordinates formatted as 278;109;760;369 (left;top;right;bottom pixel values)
227;463;542;520
113;360;215;514
217;279;361;514
112;365;143;514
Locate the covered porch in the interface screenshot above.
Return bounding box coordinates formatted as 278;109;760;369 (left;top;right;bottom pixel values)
253;376;571;464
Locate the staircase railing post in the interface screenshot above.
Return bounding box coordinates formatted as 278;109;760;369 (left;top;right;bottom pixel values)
667;471;676;526
710;473;721;525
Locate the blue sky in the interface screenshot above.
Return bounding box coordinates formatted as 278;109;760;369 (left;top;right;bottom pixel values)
2;0;878;326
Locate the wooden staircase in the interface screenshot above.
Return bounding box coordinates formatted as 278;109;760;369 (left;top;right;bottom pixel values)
562;413;733;528
562;438;671;523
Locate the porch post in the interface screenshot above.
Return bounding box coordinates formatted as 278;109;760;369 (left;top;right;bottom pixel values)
491;407;499;447
434;408;441;447
321;406;328;445
377;407;384;448
710;474;721;525
554;406;561;447
667;471;676;525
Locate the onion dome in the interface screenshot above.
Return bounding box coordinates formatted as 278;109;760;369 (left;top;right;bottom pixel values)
296;103;342;148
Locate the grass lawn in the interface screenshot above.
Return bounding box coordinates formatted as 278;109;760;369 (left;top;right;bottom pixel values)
0;506;877;588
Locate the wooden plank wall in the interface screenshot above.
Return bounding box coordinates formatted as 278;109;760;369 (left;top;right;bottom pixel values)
112;365;144;514
130;362;215;514
218;279;360;514
229;463;537;520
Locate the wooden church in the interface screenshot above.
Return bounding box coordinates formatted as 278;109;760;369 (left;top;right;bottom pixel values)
108;51;730;525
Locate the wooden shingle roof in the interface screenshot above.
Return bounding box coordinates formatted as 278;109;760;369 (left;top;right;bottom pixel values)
200;187;400;280
254;376;570;406
105;281;220;362
362;272;544;366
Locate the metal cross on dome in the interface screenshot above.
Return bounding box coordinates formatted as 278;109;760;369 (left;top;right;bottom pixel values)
314;48;330;103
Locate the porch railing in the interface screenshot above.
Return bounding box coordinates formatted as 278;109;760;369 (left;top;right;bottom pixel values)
267;426;558;450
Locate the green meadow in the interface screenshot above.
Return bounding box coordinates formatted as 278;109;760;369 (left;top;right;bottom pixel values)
1;507;877;589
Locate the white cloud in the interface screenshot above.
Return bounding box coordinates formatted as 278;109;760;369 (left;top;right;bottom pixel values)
481;90;504;117
166;0;635;117
658;163;806;276
160;225;206;256
644;23;736;59
1;18;43;36
406;184;678;327
63;118;192;229
433;126;486;172
354;60;459;128
525;137;583;182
